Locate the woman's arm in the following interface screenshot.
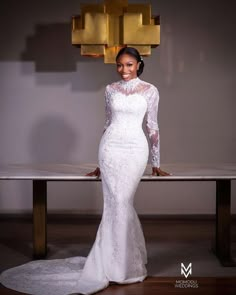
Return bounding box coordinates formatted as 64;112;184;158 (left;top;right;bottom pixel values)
86;86;111;177
146;86;169;176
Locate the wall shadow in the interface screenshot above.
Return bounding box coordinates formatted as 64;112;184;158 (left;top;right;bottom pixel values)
21;23;83;72
29;115;78;163
20;22;117;90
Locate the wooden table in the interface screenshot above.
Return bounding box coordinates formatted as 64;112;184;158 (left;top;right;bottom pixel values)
0;163;235;267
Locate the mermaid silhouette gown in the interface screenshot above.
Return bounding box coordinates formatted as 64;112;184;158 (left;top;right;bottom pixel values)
0;77;160;295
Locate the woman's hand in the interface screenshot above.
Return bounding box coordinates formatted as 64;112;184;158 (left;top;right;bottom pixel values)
152;167;170;176
86;167;101;178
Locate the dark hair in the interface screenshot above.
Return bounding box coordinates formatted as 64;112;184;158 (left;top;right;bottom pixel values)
115;47;144;77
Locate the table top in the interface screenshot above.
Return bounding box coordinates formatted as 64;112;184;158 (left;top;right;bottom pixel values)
0;163;236;181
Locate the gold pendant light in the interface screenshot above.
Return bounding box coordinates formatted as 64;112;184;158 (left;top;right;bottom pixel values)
72;0;160;63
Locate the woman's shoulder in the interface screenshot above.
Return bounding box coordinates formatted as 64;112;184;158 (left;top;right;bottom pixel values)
105;80;120;90
138;79;159;103
139;79;158;91
137;79;159;98
104;81;121;98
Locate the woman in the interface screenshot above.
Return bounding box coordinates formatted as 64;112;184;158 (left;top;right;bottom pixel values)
0;47;169;295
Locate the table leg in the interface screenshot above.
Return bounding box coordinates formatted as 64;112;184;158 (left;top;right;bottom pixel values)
214;179;235;266
33;180;47;258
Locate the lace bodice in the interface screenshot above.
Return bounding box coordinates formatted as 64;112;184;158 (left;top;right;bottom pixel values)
103;77;160;167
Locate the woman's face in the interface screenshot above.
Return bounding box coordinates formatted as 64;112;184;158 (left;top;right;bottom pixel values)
116;53;140;81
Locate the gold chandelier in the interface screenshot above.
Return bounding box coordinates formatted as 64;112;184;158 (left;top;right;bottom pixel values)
72;0;160;63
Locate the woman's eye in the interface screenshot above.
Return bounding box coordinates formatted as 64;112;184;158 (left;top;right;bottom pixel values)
127;64;133;67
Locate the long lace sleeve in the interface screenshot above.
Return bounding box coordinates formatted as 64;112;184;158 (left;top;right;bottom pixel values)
146;86;160;168
103;86;112;131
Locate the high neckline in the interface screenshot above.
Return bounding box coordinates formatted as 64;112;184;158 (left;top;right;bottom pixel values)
119;77;140;88
120;77;139;84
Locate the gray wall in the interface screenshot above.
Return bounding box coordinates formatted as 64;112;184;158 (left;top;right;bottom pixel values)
0;0;235;214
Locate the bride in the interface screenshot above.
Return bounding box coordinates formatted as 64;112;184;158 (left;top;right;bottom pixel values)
0;47;169;295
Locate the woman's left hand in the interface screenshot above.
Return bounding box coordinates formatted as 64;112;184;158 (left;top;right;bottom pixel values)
152;167;170;176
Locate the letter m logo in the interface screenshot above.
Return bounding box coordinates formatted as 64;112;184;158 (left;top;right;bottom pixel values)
181;263;192;278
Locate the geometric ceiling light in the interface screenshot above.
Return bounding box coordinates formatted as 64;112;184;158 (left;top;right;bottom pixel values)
72;0;160;63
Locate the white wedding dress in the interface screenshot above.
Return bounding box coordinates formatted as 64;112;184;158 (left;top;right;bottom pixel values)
0;77;160;295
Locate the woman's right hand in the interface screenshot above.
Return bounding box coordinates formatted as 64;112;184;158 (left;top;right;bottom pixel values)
86;167;101;178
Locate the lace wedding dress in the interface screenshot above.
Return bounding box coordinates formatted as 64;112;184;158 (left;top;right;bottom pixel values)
0;77;160;295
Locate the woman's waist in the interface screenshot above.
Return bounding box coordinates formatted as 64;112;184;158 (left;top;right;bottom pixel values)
101;128;148;147
107;122;144;133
